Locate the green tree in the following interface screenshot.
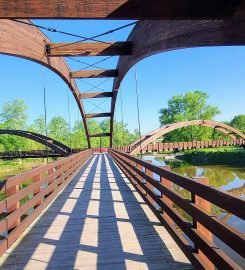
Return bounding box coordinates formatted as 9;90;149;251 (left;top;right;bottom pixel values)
159;91;221;141
48;116;69;144
29;115;46;135
231;114;245;133
0;99;28;150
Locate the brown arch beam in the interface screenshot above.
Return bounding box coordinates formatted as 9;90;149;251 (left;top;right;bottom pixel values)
130;120;245;155
0;0;240;19
0;19;91;148
110;7;245;146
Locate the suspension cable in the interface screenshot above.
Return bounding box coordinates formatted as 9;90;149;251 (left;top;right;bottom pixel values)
120;88;125;146
134;66;143;159
67;56;114;71
67;89;72;153
42;67;49;163
13;20;137;49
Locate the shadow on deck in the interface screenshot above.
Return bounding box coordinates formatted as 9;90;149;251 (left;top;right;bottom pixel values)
0;154;192;270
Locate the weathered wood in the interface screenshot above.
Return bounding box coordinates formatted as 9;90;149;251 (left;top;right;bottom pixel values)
0;154;191;270
71;69;118;78
80;92;113;99
46;42;132;56
110;149;244;269
85;113;111;118
0;0;238;19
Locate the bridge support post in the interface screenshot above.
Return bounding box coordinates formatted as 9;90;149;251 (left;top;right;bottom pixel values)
6;176;20;230
159;165;174;224
33;173;42;208
145;161;156;206
192;177;214;270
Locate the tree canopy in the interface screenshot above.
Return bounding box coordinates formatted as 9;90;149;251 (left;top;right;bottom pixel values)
159;91;224;141
231;114;245;133
0;99;138;151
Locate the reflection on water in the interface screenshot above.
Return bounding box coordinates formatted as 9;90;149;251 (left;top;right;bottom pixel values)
143;155;245;267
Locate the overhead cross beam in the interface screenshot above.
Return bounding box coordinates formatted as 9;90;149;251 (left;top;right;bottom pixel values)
80;92;113;99
86;113;111;118
71;70;118;79
45;42;132;57
0;0;240;19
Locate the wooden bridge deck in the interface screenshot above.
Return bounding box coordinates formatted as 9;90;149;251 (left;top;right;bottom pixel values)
0;154;191;270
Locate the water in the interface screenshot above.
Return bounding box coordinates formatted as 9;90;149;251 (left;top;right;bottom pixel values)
143;155;245;267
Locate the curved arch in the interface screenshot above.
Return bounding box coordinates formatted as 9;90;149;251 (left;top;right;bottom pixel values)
0;129;71;156
0;19;90;147
130;120;245;155
110;9;245;145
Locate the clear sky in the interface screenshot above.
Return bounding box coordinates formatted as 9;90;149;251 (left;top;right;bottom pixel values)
0;20;244;134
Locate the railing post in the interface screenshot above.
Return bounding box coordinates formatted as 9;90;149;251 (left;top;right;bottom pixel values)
32;172;42;208
145;161;155;205
5;175;20;230
192;177;214;270
159;165;174;224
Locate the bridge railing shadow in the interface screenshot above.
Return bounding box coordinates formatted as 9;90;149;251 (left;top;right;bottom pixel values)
0;154;192;270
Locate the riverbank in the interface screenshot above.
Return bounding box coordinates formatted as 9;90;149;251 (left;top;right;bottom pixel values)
176;147;245;166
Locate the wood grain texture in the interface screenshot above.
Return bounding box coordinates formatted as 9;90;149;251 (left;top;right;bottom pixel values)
0;19;90;147
71;70;118;78
46;42;132;56
0;0;239;19
80;92;113;99
86;113;111;118
0;154;191;270
109;6;245;145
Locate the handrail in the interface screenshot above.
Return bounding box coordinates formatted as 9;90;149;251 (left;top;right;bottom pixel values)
109;148;245;270
113;138;245;153
0;149;92;256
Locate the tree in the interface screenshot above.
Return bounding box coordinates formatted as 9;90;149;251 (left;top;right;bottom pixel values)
0;99;28;150
29;115;46;135
48;116;69;145
159;91;221;141
231;114;245;133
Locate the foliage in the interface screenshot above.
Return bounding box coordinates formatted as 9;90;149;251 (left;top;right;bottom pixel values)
0;99;138;151
0;99;29;151
231;114;245;133
159;91;221;142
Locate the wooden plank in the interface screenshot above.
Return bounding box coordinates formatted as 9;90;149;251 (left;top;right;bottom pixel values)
0;0;238;19
80;92;113;99
45;42;132;57
110;149;245;220
71;69;118;79
110;151;243;270
85;113;111;118
0;154;191;269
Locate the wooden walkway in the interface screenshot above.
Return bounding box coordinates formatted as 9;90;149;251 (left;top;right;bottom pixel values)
0;154;192;270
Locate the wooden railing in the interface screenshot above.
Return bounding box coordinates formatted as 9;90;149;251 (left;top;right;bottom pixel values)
109;148;245;270
114;139;245;153
0;149;92;256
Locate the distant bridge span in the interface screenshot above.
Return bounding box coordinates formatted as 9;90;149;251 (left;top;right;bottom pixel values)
130;120;245;155
0;130;71;156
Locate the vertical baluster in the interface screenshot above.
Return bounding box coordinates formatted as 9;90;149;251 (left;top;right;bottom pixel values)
159;166;174;224
32;173;42;208
6;175;20;231
145;161;155;206
192;177;214;270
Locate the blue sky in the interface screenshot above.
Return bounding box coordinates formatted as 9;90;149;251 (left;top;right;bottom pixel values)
0;20;244;134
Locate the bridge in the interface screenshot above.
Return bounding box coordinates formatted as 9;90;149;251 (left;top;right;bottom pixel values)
0;130;72;156
115;139;245;154
0;2;245;269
